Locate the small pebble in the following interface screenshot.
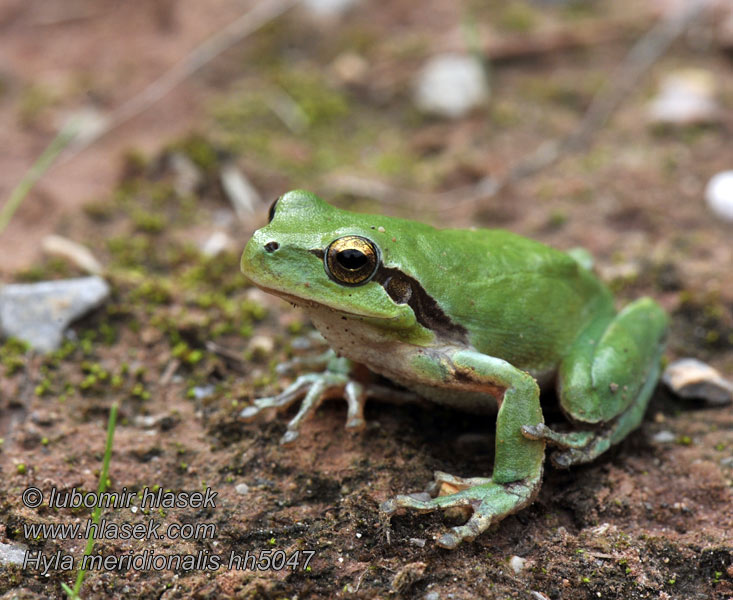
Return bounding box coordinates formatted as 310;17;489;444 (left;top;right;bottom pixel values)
652;430;676;444
424;591;441;600
0;276;110;352
510;555;527;574
705;170;733;223
330;52;368;85
248;335;275;355
235;483;250;495
662;358;733;405
409;537;427;548
413;53;489;119
647;69;721;126
190;385;215;401
302;0;359;17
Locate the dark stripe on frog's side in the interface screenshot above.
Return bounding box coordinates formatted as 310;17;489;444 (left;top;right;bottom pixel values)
309;248;468;344
374;267;468;343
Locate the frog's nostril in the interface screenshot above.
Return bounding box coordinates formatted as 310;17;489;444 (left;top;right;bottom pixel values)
264;241;279;253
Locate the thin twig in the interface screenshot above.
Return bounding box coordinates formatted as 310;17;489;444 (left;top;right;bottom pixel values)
0;0;300;237
478;0;713;205
56;0;301;167
0;120;78;235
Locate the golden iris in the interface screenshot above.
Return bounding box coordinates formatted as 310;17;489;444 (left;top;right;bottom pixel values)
325;236;379;286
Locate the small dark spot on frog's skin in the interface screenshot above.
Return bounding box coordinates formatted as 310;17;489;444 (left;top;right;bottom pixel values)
392;237;396;242
609;382;619;393
264;241;279;252
371;226;375;229
304;283;310;288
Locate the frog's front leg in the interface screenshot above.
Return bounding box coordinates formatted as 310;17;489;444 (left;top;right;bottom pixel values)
240;350;419;444
381;349;545;549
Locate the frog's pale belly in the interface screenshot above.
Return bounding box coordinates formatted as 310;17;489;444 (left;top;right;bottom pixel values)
306;306;553;414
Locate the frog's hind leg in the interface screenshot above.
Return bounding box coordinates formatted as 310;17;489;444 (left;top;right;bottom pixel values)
523;297;667;468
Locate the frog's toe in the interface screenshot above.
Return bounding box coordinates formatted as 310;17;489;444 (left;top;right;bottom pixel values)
427;471;493;495
549;435;611;468
436;512;492;549
239;375;319;422
380;492;433;516
344;381;367;430
279;429;300;445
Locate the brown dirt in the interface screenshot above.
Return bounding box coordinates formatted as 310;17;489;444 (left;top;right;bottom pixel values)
1;1;732;599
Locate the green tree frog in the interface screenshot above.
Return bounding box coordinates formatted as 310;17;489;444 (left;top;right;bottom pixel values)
240;190;668;549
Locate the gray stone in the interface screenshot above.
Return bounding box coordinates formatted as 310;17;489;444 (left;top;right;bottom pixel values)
0;541;27;566
0;276;110;352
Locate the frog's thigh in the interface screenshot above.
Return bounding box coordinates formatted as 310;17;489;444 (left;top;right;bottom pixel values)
382;349;545;548
551;297;667;466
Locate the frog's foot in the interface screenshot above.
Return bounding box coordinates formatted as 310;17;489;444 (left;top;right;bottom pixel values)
381;472;541;549
240;372;366;444
521;423;611;468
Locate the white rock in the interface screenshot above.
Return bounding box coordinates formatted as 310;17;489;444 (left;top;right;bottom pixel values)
303;0;360;17
705;170;733;223
647;69;721;126
235;483;250;495
414;53;489;119
662;357;733;405
509;555;527;574
652;430;676;444
0;276;110;352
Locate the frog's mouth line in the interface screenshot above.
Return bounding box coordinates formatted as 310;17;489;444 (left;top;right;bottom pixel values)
251;284;384;320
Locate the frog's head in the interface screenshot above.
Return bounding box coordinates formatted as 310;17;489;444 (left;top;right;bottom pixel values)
241;190;432;334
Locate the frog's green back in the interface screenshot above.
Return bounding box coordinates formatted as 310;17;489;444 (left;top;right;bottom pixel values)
391;226;615;373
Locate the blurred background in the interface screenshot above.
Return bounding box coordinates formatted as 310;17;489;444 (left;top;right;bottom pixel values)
0;2;730;256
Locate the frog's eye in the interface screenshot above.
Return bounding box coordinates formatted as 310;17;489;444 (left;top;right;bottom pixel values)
325;236;379;286
267;196;281;223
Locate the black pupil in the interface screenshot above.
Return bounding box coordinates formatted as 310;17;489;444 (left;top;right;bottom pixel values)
337;249;367;270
